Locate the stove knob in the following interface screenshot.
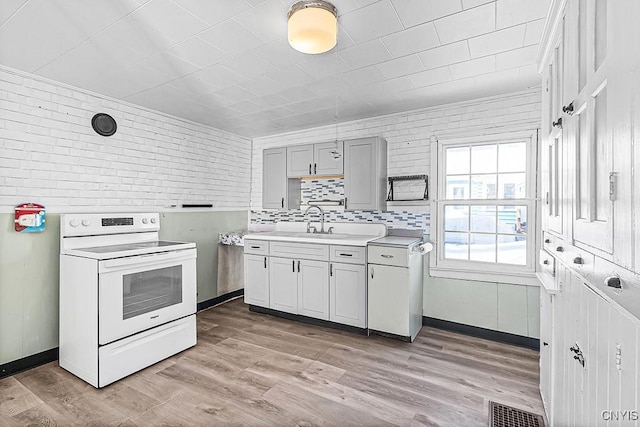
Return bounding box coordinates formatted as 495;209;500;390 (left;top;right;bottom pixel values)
81;219;91;227
142;218;149;224
150;217;157;224
69;219;79;227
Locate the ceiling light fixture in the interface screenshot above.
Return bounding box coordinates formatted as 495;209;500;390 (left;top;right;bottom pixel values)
287;0;338;55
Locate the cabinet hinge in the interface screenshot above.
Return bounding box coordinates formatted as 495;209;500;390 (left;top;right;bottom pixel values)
609;172;617;201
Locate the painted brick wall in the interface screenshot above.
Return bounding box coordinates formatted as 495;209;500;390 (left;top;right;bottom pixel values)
251;88;541;209
0;67;252;212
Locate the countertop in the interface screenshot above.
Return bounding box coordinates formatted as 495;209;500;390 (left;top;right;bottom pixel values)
369;236;422;247
243;230;381;247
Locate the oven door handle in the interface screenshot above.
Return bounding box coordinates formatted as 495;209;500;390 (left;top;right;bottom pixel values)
99;249;196;273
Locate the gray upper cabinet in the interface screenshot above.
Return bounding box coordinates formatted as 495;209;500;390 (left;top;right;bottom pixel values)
263;147;287;209
287;144;314;177
344;137;387;211
314;141;343;175
287;142;344;177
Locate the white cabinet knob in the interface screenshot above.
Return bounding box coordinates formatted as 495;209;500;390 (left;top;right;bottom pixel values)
142;218;149;224
69;219;79;227
81;219;91;227
150;218;157;224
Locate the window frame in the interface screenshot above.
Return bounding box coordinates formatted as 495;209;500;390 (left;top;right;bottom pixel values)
429;130;539;285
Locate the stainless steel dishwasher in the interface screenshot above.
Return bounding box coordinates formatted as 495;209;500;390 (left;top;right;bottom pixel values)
367;236;425;342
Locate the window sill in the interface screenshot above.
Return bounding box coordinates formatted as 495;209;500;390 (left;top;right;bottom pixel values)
428;267;540;286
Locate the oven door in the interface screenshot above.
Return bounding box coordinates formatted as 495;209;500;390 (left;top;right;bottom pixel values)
98;248;197;345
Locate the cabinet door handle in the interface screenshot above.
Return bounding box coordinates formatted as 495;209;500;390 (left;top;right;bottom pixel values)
314;163;317;174
552;117;563;128
370;267;374;279
344;197;348;209
381;254;394;259
309;164;311;175
297;260;300;273
556;246;564;252
330;263;333;277
264;257;267;269
339;253;353;257
251;245;261;249
562;102;574;115
292;260;295;272
281;197;284;208
543;342;549;346
543;259;549;265
544;238;550;244
573;256;584;265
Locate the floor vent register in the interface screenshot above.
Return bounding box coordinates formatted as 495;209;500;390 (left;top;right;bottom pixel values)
489;401;545;427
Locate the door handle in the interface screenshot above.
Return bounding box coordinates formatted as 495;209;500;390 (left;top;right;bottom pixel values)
370;267;374;279
297;260;300;273
264;256;267;268
339;253;353;257
344;197;348;209
552;117;563;128
330;263;333;277
381;254;394;259
281;197;284;208
314;163;317;174
309;164;311;175
292;260;295;272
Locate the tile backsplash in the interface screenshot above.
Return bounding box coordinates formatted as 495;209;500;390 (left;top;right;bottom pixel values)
252;178;430;232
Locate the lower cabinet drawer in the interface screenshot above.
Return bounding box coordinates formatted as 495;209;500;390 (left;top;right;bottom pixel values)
368;245;408;267
270;241;329;261
329;245;366;265
244;239;269;255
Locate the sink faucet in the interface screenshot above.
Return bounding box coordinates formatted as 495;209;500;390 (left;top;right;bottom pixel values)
304;205;325;233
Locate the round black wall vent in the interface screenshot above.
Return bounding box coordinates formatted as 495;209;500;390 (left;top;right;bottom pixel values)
91;113;117;137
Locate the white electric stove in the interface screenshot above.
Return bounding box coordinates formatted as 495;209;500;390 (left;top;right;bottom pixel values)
59;213;197;388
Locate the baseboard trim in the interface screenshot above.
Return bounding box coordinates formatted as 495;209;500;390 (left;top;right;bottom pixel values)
423;317;539;351
249;305;368;336
0;347;59;380
197;289;244;311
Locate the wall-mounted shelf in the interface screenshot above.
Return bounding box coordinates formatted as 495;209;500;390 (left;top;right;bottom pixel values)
386;174;428;202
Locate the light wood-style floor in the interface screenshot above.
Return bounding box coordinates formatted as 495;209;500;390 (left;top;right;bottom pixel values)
0;298;544;426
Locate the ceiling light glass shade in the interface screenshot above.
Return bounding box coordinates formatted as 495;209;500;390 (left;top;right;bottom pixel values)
288;1;337;55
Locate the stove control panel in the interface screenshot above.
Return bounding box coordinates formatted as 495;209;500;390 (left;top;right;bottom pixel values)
61;213;160;237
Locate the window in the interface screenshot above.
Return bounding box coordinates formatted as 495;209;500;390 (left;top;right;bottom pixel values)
430;132;538;284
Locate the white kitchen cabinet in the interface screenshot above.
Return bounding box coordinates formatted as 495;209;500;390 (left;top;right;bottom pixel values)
297;259;329;320
244;254;269;308
330;262;366;328
263;148;288;209
343;137;387;211
539;288;554;417
269;257;298;314
368;264;408;335
286;144;313;177
286;141;344;177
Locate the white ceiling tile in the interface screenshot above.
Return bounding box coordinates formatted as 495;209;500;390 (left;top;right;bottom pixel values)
253;38;306;68
275;86;318;104
462;0;494;9
223;52;277;79
306;78;349;96
252;92;289;108
237;75;279;97
92;63;174;99
372;76;414;95
496;0;551;29
235;0;287;43
339;39;392;69
468;24;525;58
129;0;209;43
213;84;257;103
0;0;27;26
141;52;200;78
434;3;496;44
517;63;541;86
296;54;351;80
474;67;519;88
523;18;545;46
0;0;142;72
375;54;424;79
167;75;220;96
340;66;384;87
227;100;263;115
167;37;231;68
381;22;440;58
407;66;451;88
330;0;381;16
496;45;538;70
199;19;265;57
171;0;250;26
449;55;495;79
339;0;403;44
336;26;356;50
264;65;315;88
418;41;470;69
191;64;246;88
391;0;462;28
